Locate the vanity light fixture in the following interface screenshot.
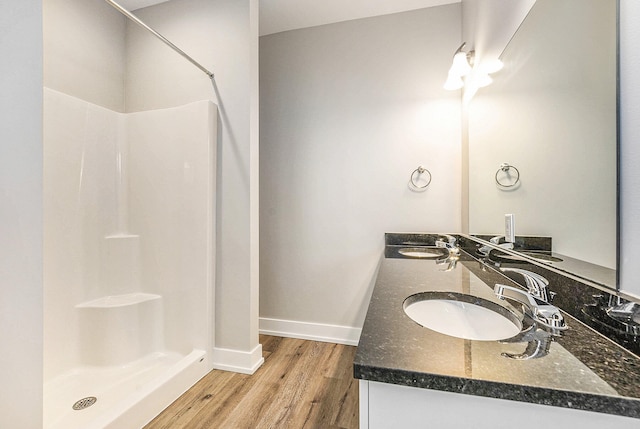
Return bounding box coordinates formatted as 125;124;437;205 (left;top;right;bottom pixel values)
443;42;474;90
444;43;504;93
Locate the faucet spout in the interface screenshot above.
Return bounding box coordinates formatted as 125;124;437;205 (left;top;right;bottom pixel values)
501;267;553;303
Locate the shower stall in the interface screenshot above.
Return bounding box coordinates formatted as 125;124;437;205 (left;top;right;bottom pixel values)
42;1;216;427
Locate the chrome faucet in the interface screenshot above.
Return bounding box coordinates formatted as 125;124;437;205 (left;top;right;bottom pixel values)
494;284;567;331
501;267;554;303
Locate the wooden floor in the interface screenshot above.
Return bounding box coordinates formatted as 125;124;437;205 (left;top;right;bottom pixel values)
144;335;359;429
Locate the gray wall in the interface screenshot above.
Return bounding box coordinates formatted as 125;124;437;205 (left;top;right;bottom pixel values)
259;4;462;332
0;2;43;428
44;0;126;111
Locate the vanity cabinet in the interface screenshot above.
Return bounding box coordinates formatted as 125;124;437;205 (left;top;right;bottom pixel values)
359;380;637;429
354;234;640;428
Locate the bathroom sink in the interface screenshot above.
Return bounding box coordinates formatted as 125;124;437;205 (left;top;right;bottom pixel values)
397;247;449;259
403;292;522;341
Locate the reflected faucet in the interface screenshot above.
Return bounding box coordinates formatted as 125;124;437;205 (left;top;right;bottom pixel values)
606;296;640;325
490;235;514;248
477;235;514;256
435;234;460;271
494;284;567;331
435;234;458;252
500;328;554;360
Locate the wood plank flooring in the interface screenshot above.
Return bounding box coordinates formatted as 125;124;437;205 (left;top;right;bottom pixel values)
144;335;359;429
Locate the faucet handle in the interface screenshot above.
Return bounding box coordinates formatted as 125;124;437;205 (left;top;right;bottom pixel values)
535;305;567;331
494;284;568;332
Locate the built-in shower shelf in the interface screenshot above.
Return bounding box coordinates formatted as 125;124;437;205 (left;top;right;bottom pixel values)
76;292;165;366
76;292;160;308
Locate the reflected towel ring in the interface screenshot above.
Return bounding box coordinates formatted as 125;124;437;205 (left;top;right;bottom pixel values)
410;166;432;190
495;163;520;188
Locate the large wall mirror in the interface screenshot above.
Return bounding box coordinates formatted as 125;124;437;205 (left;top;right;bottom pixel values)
467;0;618;288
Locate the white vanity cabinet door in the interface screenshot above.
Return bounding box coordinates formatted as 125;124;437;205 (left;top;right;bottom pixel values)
360;380;637;429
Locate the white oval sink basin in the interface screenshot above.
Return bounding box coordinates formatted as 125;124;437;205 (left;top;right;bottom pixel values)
398;247;448;259
403;292;522;341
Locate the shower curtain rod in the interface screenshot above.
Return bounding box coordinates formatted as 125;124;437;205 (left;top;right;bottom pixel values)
105;0;215;80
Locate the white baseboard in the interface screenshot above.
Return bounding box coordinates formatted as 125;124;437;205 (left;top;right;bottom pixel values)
259;317;361;346
211;343;264;375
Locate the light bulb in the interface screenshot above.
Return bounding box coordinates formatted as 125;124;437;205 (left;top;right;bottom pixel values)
443;72;464;90
479;58;504;74
450;51;472;76
473;72;493;88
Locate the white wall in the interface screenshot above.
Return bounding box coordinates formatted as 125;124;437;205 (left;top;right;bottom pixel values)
619;0;640;297
259;5;462;335
44;0;126;112
126;0;261;366
0;2;43;428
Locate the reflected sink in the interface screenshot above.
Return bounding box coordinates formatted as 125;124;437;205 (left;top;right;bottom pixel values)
398;247;449;259
403;292;523;341
492;250;563;264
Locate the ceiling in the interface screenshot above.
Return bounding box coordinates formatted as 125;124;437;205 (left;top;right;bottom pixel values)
117;0;170;11
258;0;460;36
116;0;460;36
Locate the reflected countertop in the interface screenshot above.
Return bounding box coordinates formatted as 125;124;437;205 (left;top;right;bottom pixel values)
353;236;640;419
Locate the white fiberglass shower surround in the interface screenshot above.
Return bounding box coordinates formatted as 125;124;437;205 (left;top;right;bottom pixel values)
43;91;216;428
42;1;217;427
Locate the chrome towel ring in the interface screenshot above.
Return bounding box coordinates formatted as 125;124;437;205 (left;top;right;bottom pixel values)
409;166;432;191
495;163;520;188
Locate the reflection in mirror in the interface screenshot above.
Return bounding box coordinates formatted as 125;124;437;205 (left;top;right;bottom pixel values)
467;0;617;288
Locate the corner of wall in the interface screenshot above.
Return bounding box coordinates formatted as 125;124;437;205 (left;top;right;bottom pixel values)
211;344;264;375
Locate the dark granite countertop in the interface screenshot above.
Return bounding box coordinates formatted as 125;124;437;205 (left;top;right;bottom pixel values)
483;249;616;291
354;234;640;419
470;233;616;289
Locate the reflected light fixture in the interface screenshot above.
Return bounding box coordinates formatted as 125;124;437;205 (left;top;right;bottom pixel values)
444;42;474;90
468;70;493;88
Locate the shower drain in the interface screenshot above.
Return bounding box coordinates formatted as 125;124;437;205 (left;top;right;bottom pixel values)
72;396;97;410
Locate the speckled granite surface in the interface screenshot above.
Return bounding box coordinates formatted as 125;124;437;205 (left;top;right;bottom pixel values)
468;234;616;289
354;234;640;419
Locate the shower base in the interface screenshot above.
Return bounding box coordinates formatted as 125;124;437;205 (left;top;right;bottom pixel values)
44;349;207;429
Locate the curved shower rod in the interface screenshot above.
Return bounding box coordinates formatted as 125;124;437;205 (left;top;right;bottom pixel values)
104;0;215;80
